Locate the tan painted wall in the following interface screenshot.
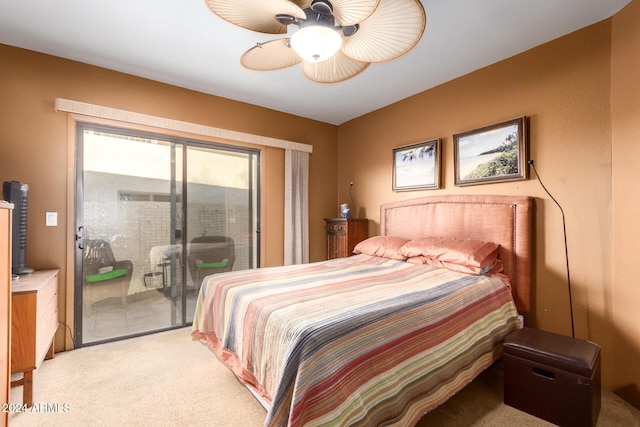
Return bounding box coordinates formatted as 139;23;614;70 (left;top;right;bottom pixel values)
611;0;640;409
0;44;338;350
338;17;639;406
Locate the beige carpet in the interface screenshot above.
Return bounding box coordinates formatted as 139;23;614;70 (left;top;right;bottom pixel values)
9;327;640;426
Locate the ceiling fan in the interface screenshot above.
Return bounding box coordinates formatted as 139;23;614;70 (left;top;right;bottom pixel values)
205;0;426;84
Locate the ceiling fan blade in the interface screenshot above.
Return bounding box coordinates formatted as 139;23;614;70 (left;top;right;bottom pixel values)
302;50;370;83
341;0;426;63
205;0;306;34
329;0;380;26
296;0;379;26
241;39;302;71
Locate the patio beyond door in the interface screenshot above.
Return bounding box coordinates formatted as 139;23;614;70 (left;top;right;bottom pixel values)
75;124;259;346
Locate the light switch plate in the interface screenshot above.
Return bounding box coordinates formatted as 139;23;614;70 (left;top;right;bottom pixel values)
46;212;57;226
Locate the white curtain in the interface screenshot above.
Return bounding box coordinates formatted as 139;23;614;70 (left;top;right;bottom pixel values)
284;149;309;265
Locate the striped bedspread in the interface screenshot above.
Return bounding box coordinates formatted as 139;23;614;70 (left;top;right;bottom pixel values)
192;254;520;427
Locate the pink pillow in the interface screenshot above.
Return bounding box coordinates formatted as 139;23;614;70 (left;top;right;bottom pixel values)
407;256;503;275
400;236;500;269
353;236;410;260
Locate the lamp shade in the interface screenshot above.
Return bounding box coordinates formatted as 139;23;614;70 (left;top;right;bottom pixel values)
290;25;342;63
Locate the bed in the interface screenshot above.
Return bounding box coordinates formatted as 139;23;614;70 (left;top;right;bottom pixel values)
192;194;533;426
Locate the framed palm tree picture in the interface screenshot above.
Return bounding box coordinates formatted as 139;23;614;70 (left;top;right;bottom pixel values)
453;117;528;186
392;139;441;191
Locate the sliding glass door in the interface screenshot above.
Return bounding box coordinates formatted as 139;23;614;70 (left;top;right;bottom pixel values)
74;124;259;346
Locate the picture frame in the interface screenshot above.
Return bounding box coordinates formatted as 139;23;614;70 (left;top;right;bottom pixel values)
453;117;528;186
392;139;441;191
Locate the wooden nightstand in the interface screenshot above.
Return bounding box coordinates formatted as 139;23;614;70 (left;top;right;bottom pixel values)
11;269;59;407
324;218;368;259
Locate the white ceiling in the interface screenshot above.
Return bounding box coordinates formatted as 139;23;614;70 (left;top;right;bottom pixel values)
0;0;630;125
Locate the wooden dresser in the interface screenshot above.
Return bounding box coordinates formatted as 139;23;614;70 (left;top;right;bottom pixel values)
324;218;368;259
0;202;12;427
11;269;59;407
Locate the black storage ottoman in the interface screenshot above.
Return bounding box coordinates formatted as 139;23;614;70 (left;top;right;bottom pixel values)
503;327;601;426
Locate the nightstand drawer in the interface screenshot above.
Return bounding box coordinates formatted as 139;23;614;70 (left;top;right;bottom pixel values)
327;222;347;233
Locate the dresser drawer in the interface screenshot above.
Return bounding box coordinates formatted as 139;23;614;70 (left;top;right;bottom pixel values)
36;274;58;314
11;270;59;372
36;277;58;365
10;269;59;408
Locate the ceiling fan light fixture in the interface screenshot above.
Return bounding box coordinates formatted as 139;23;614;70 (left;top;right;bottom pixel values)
207;0;424;83
290;25;342;63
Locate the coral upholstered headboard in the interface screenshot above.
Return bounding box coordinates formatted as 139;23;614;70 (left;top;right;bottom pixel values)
380;195;534;313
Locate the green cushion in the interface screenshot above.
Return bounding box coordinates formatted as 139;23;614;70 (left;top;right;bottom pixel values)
196;260;228;269
85;268;128;283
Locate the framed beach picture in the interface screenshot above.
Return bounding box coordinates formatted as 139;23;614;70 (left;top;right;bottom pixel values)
453;117;528;186
392;139;441;191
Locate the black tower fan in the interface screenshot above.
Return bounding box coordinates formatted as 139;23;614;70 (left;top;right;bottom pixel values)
3;181;34;275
